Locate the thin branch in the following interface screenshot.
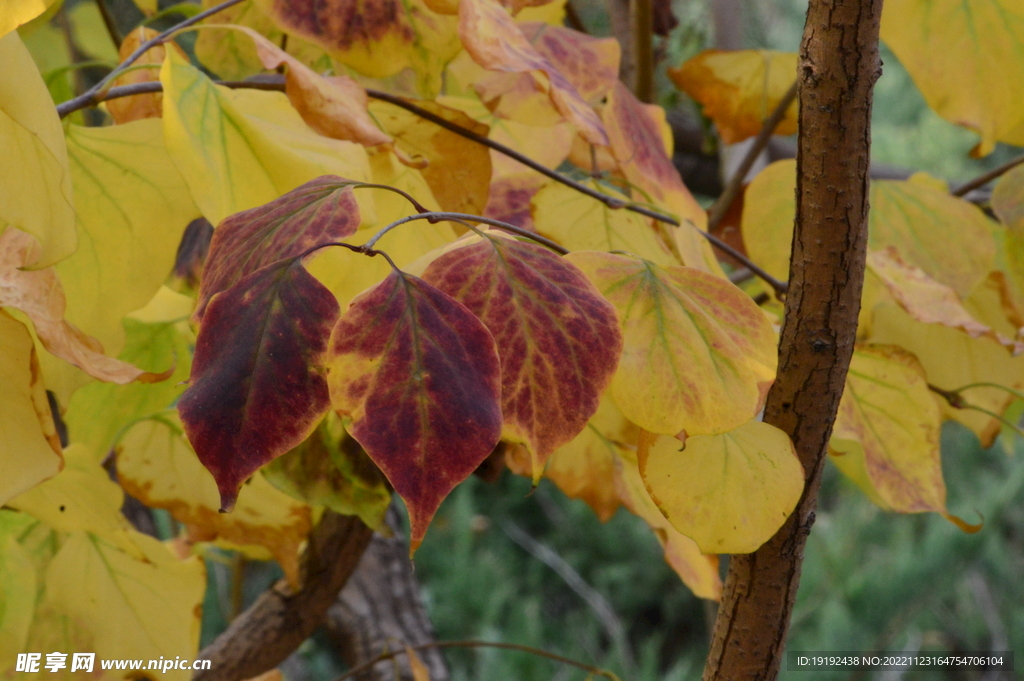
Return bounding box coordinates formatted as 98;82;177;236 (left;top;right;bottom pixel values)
334;640;622;681
706;80;799;233
59;76;788;294
55;0;245;119
928;383;1024;440
362;211;570;254
952;153;1024;197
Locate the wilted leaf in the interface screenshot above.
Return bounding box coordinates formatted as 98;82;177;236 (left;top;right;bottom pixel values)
328;269;502;550
567;251;777;438
422;233;622;477
180;258;340;510
458;0;607;145
1;228;169;385
613;448;721;600
531;181;678;266
195;175;362;321
639;423;804;554
602;82;717;274
256;0;461;95
161;49;371;226
263;413;391;530
369;99;492;215
669;50;798;144
0;31;76;268
829;345;960;523
106;27;187;124
880;0;1024;156
0;310;62;506
117;414;313;586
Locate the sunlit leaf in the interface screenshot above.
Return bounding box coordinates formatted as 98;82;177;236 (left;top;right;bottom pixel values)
422;233;622;478
160;49;371;226
263;413;391;530
328;269;503;550
181;258;339;510
669;50;798;144
567;251;777;438
256;0;461;96
613;447;721;600
1;0;58;37
0;31;76;268
195;175;362;321
0;310;62;506
639;423;803;554
369;99;493;215
880;0;1024;156
106;27;187;124
117;414;313;586
458;0;607;145
1;228;169;385
531;180;678;266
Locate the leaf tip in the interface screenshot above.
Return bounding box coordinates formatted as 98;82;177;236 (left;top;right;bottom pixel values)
945;511;983;534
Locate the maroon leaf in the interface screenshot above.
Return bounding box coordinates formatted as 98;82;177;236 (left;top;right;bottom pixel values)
327;269;502;550
179;258;340;510
195;175;361;320
421;234;622;478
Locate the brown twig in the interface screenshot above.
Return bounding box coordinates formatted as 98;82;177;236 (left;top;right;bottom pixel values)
706;80;799;233
56;76;788;294
333;640;622;681
631;0;654;103
952;153;1024;198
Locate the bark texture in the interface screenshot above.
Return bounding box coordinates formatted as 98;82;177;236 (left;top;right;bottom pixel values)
325;507;450;681
702;0;884;679
193;511;374;681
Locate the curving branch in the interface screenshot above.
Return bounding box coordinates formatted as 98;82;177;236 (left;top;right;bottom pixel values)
193;511;374;681
952;153;1024;198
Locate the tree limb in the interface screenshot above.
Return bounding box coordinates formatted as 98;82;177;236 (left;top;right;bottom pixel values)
952;153;1024;198
702;0;884;678
193;511;374;681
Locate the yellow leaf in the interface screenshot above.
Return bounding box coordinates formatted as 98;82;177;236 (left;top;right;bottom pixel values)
567;251;777;437
116;414;313;588
160;49;372;226
739;159;794;282
405;646;431;681
66;0;118;62
0;311;62;506
0;0;58;37
612;448;721;600
0;512;37;673
869;302;1024;447
0;31;76;268
105;27;187;124
669;50;798;144
880;0;1024;156
993;162;1024;230
829;345;953;519
531;181;678;266
43;530;205;680
638;423;804;554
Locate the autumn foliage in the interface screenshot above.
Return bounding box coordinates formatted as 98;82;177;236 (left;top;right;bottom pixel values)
2;0;1024;676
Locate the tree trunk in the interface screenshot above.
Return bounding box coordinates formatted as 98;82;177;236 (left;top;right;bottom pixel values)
702;0;884;679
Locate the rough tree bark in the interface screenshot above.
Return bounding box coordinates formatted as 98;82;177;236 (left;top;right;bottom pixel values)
702;0;884;679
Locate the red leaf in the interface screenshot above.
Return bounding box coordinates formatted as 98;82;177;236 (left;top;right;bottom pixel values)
328;269;502;550
195;176;361;320
421;234;622;478
179;258;340;510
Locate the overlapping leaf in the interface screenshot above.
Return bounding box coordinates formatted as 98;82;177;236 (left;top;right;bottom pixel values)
1;228;169;385
117;414;313;586
458;0;607;145
484;174;546;230
0;310;62;506
994;163;1024;230
195;175;362;320
421;233;622;477
1;0;58;37
669;50;798;144
327;269;503;550
567;251;777;438
638;423;804;554
613;447;721;600
180;258;340;510
0;511;36;669
531;181;678;266
160;49;371;226
880;0;1024;156
106;28;187;124
0;31;75;268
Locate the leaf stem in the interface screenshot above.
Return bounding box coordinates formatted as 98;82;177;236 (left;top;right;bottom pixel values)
362;211;569;254
332;639;622;681
952;153;1024;197
928;383;1024;439
54;0;245;117
298;241;399;270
